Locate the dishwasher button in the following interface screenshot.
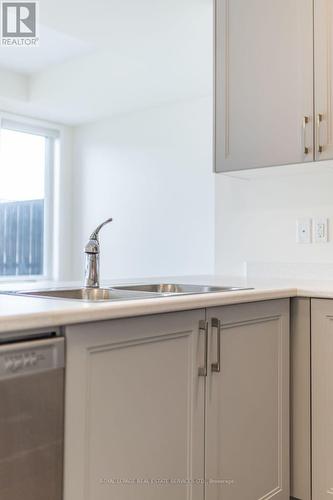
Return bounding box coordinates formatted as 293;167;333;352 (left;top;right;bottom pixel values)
5;358;13;371
30;353;38;366
23;356;31;367
13;358;23;371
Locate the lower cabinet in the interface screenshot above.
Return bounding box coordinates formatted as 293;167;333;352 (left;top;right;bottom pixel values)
205;300;290;500
64;299;290;500
290;298;333;500
290;298;311;500
64;310;206;500
312;299;333;500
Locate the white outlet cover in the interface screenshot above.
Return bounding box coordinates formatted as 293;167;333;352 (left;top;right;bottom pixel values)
296;218;312;244
313;217;329;243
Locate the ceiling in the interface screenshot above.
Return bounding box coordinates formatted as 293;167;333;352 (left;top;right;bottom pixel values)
0;0;213;125
0;25;92;74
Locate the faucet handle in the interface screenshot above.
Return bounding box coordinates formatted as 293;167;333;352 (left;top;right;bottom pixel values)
89;218;113;241
84;218;113;254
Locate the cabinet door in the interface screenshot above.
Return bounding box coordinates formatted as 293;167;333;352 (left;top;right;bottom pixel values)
314;0;333;160
312;299;333;499
290;298;311;500
205;300;290;500
63;310;205;500
215;0;314;172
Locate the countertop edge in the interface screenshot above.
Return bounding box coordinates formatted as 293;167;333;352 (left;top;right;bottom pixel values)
0;287;297;334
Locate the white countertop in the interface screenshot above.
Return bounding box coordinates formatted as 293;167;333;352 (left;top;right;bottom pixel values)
0;274;333;334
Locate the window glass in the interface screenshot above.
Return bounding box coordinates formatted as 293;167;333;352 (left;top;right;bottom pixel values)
0;128;47;277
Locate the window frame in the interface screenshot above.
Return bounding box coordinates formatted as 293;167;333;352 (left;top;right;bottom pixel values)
0;114;59;282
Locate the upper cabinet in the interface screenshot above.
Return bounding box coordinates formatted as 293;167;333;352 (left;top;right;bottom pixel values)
314;0;333;161
214;0;333;172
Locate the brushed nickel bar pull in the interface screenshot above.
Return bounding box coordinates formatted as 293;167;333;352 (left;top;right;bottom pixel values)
198;320;208;377
303;115;310;155
317;113;324;154
211;318;221;373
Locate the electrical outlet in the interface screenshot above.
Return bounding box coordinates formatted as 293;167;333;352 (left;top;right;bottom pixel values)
313;217;329;243
296;218;312;244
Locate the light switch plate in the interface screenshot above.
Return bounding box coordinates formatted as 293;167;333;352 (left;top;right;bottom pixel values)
296;218;312;244
313;217;329;243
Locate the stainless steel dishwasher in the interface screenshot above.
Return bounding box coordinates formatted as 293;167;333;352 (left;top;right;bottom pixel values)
0;329;65;500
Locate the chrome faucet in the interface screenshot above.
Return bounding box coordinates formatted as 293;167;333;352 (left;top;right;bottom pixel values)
84;218;113;288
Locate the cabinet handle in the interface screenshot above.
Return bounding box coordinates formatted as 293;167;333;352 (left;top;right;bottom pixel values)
303;115;310;155
198;320;208;377
317;113;324;154
211;318;221;373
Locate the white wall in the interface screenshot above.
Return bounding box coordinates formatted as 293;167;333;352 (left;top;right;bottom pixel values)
215;163;333;277
53;126;74;281
71;97;214;281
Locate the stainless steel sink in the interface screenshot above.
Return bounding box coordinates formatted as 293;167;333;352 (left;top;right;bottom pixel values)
14;288;159;302
113;283;252;295
9;283;252;302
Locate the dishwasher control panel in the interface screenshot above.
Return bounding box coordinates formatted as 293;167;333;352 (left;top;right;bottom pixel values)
4;350;42;372
0;337;64;378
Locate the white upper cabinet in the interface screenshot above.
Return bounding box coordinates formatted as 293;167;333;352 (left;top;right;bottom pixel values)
214;0;315;172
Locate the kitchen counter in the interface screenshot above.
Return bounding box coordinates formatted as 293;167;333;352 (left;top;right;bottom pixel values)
1;275;333;334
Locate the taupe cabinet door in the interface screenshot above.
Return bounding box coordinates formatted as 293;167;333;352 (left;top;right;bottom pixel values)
205;300;290;499
314;0;333;160
63;301;290;500
312;299;333;499
64;310;205;500
290;298;311;500
215;0;314;172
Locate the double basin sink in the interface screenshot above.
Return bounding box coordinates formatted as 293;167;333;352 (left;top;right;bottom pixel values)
13;283;252;302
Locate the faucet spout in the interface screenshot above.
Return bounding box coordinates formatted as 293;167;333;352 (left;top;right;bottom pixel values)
84;218;113;288
89;217;113;241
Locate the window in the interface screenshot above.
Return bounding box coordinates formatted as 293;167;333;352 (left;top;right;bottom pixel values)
0;119;56;279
